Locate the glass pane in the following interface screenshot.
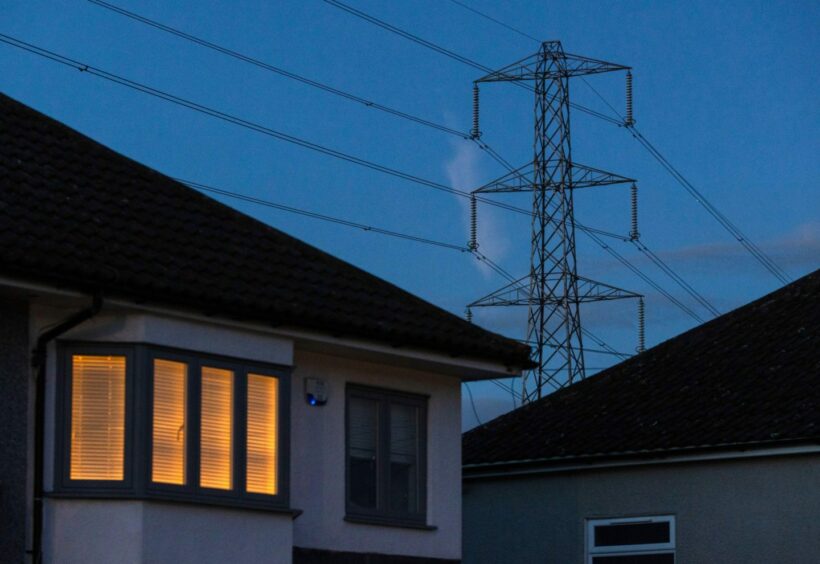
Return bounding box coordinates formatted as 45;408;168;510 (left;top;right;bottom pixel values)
349;397;378;509
592;554;674;564
152;359;187;485
70;355;126;481
389;403;419;513
595;522;670;547
246;374;278;495
200;367;234;490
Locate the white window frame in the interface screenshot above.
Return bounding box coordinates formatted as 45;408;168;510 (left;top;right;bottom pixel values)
586;515;675;563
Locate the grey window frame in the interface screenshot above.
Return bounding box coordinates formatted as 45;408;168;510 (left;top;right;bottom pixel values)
344;384;429;529
54;341;291;513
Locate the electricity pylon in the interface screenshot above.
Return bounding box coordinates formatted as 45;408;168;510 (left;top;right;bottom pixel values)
468;41;640;401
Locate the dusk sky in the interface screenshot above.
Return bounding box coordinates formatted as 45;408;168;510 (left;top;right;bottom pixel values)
3;0;818;428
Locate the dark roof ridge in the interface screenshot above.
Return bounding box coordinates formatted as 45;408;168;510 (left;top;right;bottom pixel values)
0;92;532;367
463;267;820;464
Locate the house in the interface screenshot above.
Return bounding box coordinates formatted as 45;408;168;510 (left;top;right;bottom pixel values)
462;269;820;564
0;92;533;564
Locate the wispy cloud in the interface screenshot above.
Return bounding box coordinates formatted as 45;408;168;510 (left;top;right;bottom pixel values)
656;221;820;274
443;140;510;278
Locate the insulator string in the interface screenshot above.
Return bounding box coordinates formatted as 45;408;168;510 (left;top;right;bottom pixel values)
630;183;639;240
469;193;479;250
637;296;646;353
625;70;634;126
471;83;481;139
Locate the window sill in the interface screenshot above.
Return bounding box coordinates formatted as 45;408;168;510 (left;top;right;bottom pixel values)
344;514;437;531
45;490;301;518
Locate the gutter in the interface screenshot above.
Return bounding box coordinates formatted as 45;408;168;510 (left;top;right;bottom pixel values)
0;276;524;380
463;441;820;480
29;294;102;564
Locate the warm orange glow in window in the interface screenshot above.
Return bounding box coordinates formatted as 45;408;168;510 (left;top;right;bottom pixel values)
246;374;278;495
152;359;187;485
200;367;233;490
70;355;126;481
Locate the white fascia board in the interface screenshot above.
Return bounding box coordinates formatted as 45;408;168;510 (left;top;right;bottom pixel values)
463;443;820;480
1;277;520;380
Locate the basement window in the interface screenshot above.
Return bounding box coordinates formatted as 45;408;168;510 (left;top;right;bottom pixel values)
587;516;675;563
345;385;428;528
56;343;289;510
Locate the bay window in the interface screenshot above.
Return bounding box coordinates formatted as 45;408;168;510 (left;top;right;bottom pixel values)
56;343;289;511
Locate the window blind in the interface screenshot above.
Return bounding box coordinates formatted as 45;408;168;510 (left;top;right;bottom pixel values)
200;367;234;490
389;403;419;513
246;374;278;495
348;396;379;509
70;355;126;481
152;359;187;485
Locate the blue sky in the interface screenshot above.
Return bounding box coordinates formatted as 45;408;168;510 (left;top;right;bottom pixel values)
3;0;818;428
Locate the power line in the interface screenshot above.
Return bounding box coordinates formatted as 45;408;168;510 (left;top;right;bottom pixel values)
576;76;790;285
0;33;704;329
631;239;720;317
447;0;790;286
327;0;787;295
474;123;708;324
87;0;469;139
183;177;628;373
0;33;621;238
628;127;790;284
317;3;711;325
0;34;531;218
178;178;469;252
85;2;630;250
464;382;483;426
321;0;624;127
2;32;632;406
446;0;540;43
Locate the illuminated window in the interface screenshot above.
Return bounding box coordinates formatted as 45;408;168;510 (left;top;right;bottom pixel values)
346;385;427;526
70;355;126;481
246;374;279;495
200;367;234;490
152;359;187;485
58;344;288;510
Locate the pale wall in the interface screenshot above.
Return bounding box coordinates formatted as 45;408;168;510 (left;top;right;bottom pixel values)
44;499;293;564
463;453;820;564
290;349;462;561
32;305;463;562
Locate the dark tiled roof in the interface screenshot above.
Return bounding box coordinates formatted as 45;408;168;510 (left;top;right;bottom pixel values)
0;93;532;368
464;269;820;466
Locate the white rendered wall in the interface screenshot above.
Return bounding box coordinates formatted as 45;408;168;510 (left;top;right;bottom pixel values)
43;499;293;564
35;306;295;563
290;349;462;560
33;303;464;562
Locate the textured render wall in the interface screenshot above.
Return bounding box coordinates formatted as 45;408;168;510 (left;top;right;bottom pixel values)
463;454;820;564
142;502;293;563
291;350;462;561
0;298;29;563
43;499;293;564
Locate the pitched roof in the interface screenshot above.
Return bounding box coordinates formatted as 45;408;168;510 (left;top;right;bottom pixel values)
464;269;820;467
0;93;532;368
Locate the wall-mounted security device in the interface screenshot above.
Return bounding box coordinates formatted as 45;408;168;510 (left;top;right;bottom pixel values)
305;378;328;406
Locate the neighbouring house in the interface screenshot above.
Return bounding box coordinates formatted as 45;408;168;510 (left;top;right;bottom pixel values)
462;269;820;564
0;92;533;564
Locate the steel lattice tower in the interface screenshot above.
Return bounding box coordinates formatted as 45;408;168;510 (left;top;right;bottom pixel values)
469;41;640;401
